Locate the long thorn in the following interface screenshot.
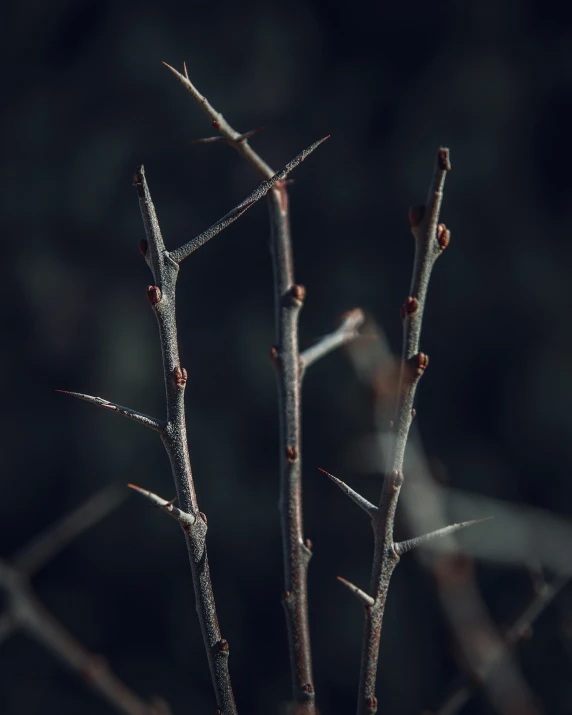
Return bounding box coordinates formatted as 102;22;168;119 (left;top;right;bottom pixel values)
318;468;377;518
57;391;164;432
395;517;493;556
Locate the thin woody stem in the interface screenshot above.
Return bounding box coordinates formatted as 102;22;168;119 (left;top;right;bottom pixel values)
133;165;236;715
0;559;166;715
356;148;451;715
164;63;322;712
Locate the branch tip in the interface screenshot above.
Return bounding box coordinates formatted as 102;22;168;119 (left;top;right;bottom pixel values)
57;391;163;432
337;576;375;608
438;147;451;172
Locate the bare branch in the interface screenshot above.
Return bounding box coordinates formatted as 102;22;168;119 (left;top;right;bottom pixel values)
169;136;329;263
128;484;196;529
0;560;165;715
56;390;164;432
394;517;493;557
132;158;238;715
13;486;126;576
337;577;375;608
166;65;322;712
301;309;365;371
318;469;377;519
355;148;451;715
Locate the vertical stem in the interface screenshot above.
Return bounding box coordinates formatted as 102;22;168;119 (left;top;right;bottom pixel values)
135;167;237;715
269;185;315;712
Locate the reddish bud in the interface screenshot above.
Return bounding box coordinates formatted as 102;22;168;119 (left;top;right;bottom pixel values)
147;285;161;304
218;639;229;653
366;697;378;711
305;538;313;550
282;590;292;600
391;470;404;489
302;683;315;694
400;296;419;319
270;345;279;365
408;205;425;227
416;352;429;372
291;284;306;304
199;511;208;525
138;239;148;257
212;119;221;129
437;223;450;250
286;446;299;462
174;366;188;385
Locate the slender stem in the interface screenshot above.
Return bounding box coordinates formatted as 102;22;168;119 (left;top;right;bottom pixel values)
133;165;237;715
0;559;166;715
13;486;126;576
301;309;365;370
165;64;320;712
356;148;451;715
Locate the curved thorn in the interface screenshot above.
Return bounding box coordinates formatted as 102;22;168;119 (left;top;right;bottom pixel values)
128;484;196;528
318;468;377;518
395;517;493;556
337;576;375;608
57;391;164;432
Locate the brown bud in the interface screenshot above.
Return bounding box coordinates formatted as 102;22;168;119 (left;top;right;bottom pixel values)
218;639;229;653
391;470;404;489
291;284;306;304
270;345;279;365
212;119;221;129
302;683;315;694
366;697;378;711
305;538;313;550
400;296;419;319
147;285;161;304
286;446;299;462
437;223;450;250
416;352;429;372
411;408;417;419
174;366;188;385
282;590;292;600
138;239;148;257
408;204;425;227
199;511;208;525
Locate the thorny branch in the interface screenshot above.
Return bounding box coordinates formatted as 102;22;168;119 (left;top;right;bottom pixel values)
62;124;325;714
320;149;460;715
164;62;364;713
0;488;166;715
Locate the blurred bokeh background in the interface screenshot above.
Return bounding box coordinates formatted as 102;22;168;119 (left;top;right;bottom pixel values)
3;1;572;713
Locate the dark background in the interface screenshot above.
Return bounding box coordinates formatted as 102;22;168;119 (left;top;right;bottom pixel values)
2;1;572;713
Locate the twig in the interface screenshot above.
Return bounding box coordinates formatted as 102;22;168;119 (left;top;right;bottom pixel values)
354;148;451;715
0;559;166;715
301;309;365;370
1;489;165;714
436;573;569;715
164;62;364;713
63;80;327;714
13;485;126;575
320;150;451;715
